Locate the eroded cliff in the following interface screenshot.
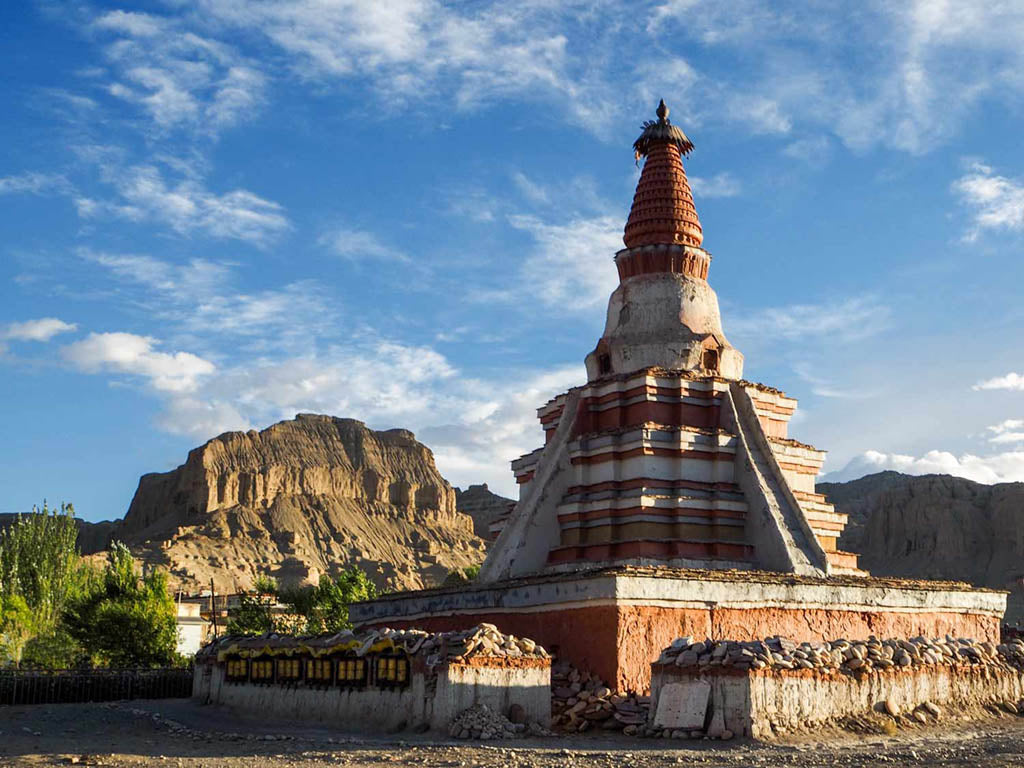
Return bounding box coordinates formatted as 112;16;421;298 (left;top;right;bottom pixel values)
822;471;1024;621
453;484;514;539
111;414;486;593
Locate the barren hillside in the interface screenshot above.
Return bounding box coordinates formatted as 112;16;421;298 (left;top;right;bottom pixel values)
821;471;1024;621
81;414;488;593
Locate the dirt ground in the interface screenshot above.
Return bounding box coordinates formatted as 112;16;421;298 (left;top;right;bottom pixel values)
2;699;1024;768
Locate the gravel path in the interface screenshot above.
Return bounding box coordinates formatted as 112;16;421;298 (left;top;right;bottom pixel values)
2;699;1024;767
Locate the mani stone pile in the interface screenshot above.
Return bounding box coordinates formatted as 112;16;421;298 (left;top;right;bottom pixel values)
410;623;549;665
654;634;1024;674
550;661;651;734
448;703;550;740
203;623;549;666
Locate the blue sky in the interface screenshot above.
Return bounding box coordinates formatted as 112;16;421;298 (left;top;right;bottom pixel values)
3;1;1024;523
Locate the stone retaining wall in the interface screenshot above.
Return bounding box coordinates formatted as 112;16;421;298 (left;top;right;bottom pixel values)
652;664;1024;739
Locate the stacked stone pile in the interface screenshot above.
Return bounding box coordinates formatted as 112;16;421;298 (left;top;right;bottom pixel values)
413;624;549;667
653;634;1024;675
550;661;651;733
199;623;549;667
447;704;550;740
448;704;522;740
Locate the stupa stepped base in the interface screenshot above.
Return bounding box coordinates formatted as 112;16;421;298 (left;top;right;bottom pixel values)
351;566;1005;692
487;371;866;580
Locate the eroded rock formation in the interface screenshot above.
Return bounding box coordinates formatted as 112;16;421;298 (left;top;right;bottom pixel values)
95;414;486;593
822;471;1024;621
454;484;514;539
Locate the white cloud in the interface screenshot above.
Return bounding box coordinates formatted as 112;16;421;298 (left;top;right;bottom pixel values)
62;332;216;392
729;296;892;343
783;136;831;166
512;172;550;205
2;318;78;342
84;250;333;347
689;172;741;198
952;161;1024;240
973;372;1024;392
0;172;72;196
60;0;1024;165
987;419;1024;445
155;397;252;440
508;213;622;311
139;334;580;495
650;0;1024;154
93;10;165;39
80;162;289;245
186;0;617;130
443;185;500;223
791;362;872;400
828;448;1024;485
92;10;266;134
723;94;791;135
318;227;407;262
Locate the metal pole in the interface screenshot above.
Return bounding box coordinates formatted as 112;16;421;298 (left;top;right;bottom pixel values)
210;578;219;638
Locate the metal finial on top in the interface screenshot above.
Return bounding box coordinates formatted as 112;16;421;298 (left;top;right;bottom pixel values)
633;99;694;158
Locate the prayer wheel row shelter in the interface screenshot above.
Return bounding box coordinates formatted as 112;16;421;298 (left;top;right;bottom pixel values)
193;625;551;732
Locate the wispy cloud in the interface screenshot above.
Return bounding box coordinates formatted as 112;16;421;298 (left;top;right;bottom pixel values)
650;0;1024;154
512;172;550;205
690;172;741;198
508;213;622;311
185;0;618;130
792;362;872;400
0;172;72;196
729;296;892;343
318;227;408;262
974;372;1024;392
77;160;289;245
952;160;1024;241
92;10;266;135
783;136;831;166
2;318;78;343
987;419;1024;445
83;250;333;348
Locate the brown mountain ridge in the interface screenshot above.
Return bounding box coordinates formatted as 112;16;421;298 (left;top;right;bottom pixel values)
70;414;489;593
821;471;1024;622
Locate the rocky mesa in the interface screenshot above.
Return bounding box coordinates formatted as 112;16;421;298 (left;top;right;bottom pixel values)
822;471;1024;621
101;414;487;593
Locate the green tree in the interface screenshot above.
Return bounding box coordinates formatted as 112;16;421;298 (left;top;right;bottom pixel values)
225;591;277;636
226;567;378;637
63;543;179;667
307;567;378;634
442;564;481;587
0;502;82;666
0;502;79;631
0;594;35;665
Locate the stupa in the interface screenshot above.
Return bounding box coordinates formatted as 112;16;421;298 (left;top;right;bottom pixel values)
352;102;1005;691
482;99;856;579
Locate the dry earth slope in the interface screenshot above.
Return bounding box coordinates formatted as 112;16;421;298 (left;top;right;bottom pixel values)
821;471;1024;621
86;414;488;593
453;483;514;539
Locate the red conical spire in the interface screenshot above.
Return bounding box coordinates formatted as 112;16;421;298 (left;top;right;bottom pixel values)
623;100;703;249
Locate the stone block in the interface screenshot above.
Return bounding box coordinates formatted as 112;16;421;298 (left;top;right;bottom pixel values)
652;681;710;731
